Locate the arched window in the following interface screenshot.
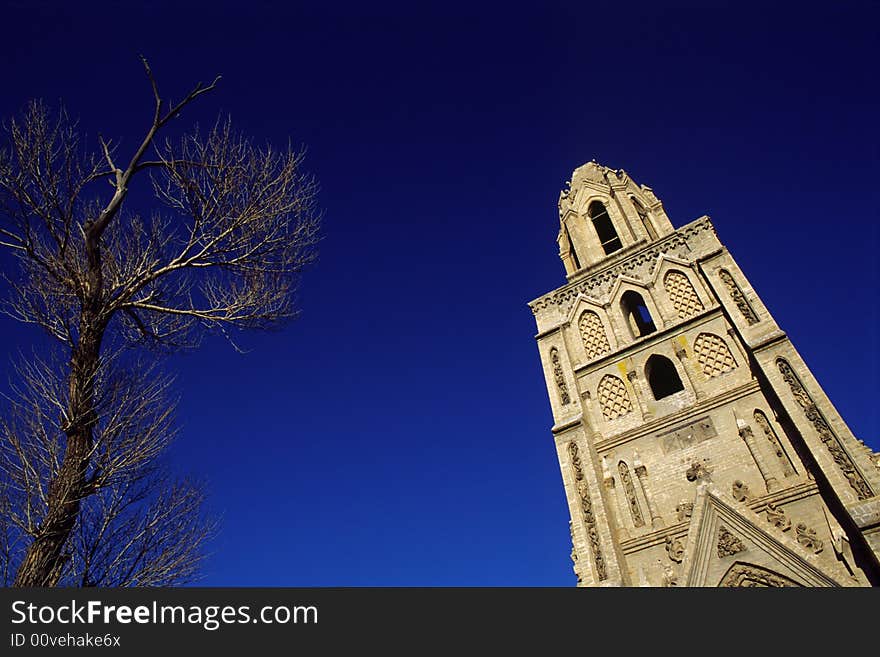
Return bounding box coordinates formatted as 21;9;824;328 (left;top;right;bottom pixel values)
693;333;737;377
645;355;684;400
664;270;704;319
620;290;656;338
588;201;623;255
631;197;657;240
597;374;633;420
578;310;611;359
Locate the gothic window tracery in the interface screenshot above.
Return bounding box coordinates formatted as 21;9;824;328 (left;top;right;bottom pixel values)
578;310;611;360
664;270;704;319
693;333;737;377
597;374;633;420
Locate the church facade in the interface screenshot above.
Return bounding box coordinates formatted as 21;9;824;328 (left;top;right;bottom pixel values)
529;162;880;587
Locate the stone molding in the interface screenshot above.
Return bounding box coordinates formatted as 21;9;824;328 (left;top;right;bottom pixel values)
529;216;716;316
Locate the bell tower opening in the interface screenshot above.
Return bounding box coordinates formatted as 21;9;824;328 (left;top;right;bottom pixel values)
589;201;622;255
620;290;656;338
532;160;880;587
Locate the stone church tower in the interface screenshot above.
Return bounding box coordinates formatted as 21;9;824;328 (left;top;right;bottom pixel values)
529;161;880;587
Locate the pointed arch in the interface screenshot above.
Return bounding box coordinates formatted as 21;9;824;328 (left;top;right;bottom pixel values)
578;310;611;359
597;374;633;420
620;290;656;338
693;333;737;377
664;270;704;319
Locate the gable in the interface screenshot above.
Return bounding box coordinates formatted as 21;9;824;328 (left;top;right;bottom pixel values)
678;484;851;587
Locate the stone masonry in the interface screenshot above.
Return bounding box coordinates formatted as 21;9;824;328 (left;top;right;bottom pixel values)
529;161;880;587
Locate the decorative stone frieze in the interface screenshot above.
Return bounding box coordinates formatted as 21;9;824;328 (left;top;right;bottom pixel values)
568;442;607;581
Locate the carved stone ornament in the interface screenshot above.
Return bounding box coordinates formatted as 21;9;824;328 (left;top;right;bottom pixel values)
686;459;713;482
665;535;685;563
795;523;824;554
777;359;872;500
558;182;576;217
550;348;570;405
720;563;800;588
661;563;679;588
731;480;751;503
693;332;737;377
765;502;791;531
568;442;607;580
717;526;745;557
569;521;583;584
719;269;759;325
676;502;694;522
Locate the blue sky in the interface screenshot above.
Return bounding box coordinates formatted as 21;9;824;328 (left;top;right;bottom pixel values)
0;1;877;585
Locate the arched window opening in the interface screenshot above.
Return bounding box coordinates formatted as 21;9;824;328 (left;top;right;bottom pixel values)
588;201;623;255
632;197;657;241
645;355;684;400
621;290;656;338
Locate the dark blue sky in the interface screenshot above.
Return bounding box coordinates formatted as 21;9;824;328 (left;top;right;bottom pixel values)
0;1;877;585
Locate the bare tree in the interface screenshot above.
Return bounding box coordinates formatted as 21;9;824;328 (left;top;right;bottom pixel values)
0;59;321;586
0;353;216;586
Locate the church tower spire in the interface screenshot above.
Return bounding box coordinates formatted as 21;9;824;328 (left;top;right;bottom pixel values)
557;161;673;276
530;161;880;587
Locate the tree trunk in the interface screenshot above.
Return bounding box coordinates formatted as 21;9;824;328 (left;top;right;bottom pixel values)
13;168;117;587
13;325;103;587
